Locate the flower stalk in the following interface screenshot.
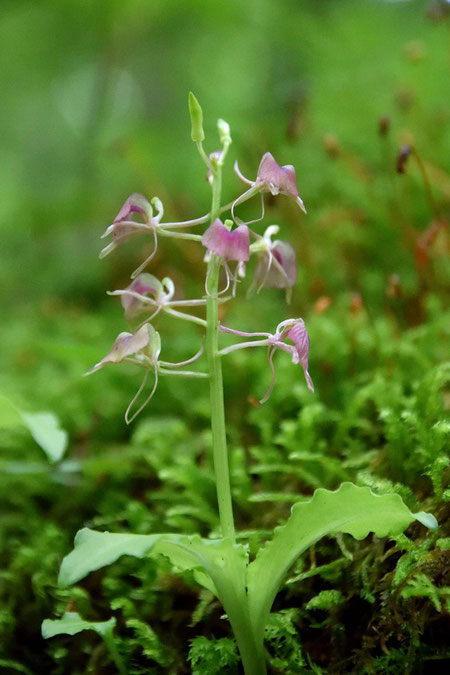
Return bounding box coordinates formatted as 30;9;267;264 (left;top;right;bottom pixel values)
205;155;236;542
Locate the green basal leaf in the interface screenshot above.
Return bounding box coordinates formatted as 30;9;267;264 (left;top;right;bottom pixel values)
42;611;127;674
0;393;68;462
58;529;167;587
58;528;247;604
154;537;218;595
414;511;439;530
247;482;437;640
20;411;68;463
42;611;116;639
57;528;258;671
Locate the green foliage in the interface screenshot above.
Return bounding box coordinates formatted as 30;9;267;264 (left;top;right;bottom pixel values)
58;528;164;587
188;636;239;674
401;572;450;613
125;618;174;669
305;590;345;611
42;612;126;675
1;0;449;672
0;394;68;463
19;412;68;463
41;612;116;639
247;483;436;644
265;610;305;671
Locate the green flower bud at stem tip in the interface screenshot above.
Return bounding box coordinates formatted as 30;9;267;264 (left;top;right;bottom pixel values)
217;118;231;145
188;92;205;143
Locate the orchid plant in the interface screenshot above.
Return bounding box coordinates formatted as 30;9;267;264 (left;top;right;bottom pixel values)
43;94;437;674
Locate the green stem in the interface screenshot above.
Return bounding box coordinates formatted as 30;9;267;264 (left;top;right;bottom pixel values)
205;164;235;542
201;137;266;674
218;574;267;675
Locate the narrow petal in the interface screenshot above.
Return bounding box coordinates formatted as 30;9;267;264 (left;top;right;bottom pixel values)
125;368;159;424
303;369;315;393
234;160;253;185
131;227;158;278
219;323;272;339
296;195;307;214
99;241;117;259
104;221;152;246
259;346;277;404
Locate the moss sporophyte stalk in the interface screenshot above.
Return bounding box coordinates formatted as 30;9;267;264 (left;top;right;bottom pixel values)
42;94;438;675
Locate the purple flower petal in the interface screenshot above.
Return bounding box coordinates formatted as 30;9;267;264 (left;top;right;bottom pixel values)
114;193;152;223
273;242;298;285
254;240;298;290
86;324;159;374
202;219;250;262
286;319;314;392
120;274;164;320
286;319;309;364
256;152;307;213
99;194;154;258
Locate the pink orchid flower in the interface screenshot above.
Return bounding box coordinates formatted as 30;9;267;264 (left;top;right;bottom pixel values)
85;323;205;423
250;225;298;300
108;273;207;327
202;218;250;295
232;152;307;224
100;193;209;278
219;317;314;403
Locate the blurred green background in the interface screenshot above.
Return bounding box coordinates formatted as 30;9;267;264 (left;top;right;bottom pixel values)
1;0;448;299
0;1;449;672
1;0;448;418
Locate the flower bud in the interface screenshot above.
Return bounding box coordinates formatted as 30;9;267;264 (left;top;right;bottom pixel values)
188;92;205;143
217;118;231;146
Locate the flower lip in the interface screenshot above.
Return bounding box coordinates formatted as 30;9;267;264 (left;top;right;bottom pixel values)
219;317;314;400
276;318;314;392
284;319;310;366
202;219;250;262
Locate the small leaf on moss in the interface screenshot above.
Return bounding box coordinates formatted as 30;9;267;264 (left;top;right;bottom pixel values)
305;590;345;611
188;636;239;674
